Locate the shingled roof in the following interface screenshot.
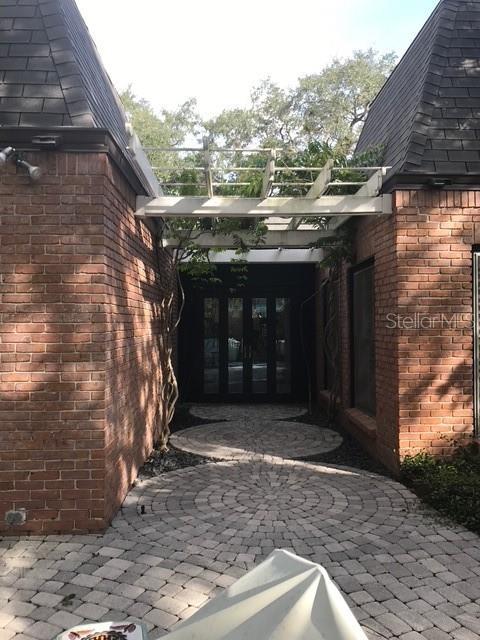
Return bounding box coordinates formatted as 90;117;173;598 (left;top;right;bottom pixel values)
0;0;130;144
0;0;151;186
356;0;480;183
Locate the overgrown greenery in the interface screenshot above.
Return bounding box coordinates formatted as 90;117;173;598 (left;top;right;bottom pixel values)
401;444;480;534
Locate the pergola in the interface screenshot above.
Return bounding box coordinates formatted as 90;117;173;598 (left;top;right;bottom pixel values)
135;145;392;261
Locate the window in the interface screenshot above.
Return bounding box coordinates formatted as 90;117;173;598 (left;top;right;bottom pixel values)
203;298;220;394
350;260;376;416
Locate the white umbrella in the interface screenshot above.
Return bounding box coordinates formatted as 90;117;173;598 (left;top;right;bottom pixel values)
162;549;368;640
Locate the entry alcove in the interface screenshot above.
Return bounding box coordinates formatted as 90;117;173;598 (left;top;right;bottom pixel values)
178;263;316;403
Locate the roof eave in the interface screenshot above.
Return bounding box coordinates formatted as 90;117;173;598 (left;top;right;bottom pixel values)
382;170;480;192
0;126;152;196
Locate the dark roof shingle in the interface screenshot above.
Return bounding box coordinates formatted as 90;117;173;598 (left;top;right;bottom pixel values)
0;0;130;151
356;0;480;179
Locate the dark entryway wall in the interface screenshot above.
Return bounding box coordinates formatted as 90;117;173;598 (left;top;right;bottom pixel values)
179;264;316;404
316;190;476;474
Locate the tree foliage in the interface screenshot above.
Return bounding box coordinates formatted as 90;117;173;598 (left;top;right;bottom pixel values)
121;86;201;147
122;49;396;153
294;49;397;152
204;50;396;152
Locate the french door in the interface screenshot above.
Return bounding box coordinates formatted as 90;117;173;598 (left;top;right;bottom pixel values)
179;264;316;403
203;295;292;400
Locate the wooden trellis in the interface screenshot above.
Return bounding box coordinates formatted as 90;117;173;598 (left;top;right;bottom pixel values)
136;144;392;253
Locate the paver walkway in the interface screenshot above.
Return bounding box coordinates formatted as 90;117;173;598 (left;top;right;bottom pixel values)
171;419;343;459
1;405;480;640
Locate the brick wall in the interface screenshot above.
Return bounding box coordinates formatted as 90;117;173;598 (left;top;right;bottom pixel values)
395;190;474;459
0;151;173;534
316;189;476;472
338;213;399;471
102;159;174;523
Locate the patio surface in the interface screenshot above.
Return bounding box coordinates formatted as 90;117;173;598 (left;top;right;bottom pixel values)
1;405;480;640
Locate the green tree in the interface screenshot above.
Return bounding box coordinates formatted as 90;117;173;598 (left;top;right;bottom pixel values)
294;49;397;152
204;49;396;152
120;87;202;184
204;79;297;148
120;86;200;147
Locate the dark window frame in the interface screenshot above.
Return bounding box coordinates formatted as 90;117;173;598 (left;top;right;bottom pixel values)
473;247;480;437
349;257;376;416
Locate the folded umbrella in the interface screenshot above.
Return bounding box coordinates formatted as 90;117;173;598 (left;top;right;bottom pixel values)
162;549;368;640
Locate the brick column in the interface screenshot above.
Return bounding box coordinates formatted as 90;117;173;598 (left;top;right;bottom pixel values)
343;215;400;471
316;190;477;472
0;151;172;534
102;159;174;523
0;152;107;533
395;190;475;458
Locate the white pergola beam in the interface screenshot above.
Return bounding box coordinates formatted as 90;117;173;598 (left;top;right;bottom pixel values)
163;230;329;249
357;167;386;197
289;158;334;230
136;194;392;218
306;158;335;198
203;137;213;198
327;215;350;232
325;168;387;233
261;150;276;198
205;249;324;263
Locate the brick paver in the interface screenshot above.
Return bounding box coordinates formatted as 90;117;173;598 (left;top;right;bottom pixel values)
188;404;307;421
1;406;479;640
171;419;343;460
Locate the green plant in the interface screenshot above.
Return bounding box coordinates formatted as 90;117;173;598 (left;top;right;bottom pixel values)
401;443;480;533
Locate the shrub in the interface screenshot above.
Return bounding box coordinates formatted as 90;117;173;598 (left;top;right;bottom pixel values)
400;443;480;534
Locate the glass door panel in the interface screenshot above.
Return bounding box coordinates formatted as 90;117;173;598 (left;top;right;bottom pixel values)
202;294;293;400
203;298;219;394
228;298;244;394
251;298;268;394
276;298;291;394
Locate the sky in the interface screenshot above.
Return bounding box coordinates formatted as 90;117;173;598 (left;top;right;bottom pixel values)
75;0;439;119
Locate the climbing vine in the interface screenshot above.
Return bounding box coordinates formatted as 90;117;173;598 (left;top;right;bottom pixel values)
315;223;355;425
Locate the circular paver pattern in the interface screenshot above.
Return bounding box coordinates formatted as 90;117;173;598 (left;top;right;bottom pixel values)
3;458;480;640
115;458;480;640
171;420;343;460
121;458;419;557
189;403;307;421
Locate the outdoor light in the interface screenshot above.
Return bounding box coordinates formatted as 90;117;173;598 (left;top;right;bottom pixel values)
0;146;14;166
15;157;42;182
0;147;42;182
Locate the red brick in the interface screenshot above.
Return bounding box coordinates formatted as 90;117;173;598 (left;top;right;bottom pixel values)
0;151;174;535
316;188;477;472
